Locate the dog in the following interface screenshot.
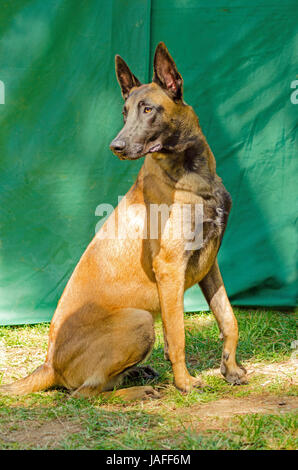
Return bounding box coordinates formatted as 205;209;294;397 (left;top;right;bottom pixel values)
0;42;247;399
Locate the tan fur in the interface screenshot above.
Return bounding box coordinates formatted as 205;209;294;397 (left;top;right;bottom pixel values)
0;44;247;399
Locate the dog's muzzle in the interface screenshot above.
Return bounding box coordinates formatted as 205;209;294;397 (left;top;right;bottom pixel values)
110;139;126;153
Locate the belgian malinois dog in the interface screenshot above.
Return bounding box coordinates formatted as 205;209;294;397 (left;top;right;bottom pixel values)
0;43;247;399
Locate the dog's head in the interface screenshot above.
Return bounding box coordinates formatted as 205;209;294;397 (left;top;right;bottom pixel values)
110;42;199;160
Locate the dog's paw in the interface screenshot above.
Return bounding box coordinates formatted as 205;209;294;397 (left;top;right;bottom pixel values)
122;385;160;401
174;374;207;393
221;363;248;385
143;386;160;399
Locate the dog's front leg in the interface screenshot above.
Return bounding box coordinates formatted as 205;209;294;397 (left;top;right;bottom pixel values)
199;259;248;385
153;253;201;392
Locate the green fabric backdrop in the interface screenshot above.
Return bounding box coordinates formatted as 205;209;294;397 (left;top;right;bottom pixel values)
0;0;297;325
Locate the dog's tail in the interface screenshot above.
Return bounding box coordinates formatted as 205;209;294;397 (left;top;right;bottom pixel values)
0;363;56;396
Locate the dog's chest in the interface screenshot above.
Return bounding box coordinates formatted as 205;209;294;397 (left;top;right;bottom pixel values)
164;183;230;249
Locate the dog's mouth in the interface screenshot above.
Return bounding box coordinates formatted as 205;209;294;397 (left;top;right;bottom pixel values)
147;143;162;153
113;143;163;161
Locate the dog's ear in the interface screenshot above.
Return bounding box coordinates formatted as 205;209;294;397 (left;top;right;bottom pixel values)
115;55;142;100
153;42;183;101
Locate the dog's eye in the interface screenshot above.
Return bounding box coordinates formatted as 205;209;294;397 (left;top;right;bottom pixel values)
144;106;152;114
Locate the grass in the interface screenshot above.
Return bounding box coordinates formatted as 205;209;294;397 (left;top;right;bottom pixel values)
0;308;297;450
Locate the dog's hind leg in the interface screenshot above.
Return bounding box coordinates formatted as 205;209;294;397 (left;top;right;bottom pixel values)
70;308;159;399
72;384;159;400
199;259;248;385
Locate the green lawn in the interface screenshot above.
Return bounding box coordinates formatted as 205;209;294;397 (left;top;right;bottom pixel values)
0;309;297;450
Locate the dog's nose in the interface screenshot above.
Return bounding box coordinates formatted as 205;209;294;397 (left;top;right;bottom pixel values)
110;139;126;152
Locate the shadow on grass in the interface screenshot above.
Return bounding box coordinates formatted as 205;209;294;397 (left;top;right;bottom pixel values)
126;309;297;388
0;390;166;449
